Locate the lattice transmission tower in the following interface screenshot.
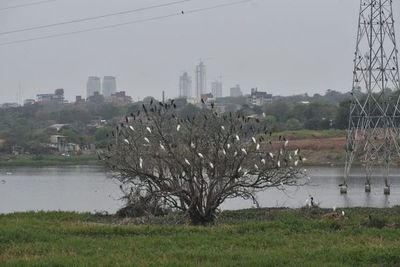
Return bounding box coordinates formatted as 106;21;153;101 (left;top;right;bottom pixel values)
343;0;400;195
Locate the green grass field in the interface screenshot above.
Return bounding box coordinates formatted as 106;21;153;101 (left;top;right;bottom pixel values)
1;208;400;266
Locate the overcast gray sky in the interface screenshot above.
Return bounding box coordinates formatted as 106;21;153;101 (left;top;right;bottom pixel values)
0;0;399;103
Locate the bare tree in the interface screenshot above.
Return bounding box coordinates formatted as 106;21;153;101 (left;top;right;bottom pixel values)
100;101;306;225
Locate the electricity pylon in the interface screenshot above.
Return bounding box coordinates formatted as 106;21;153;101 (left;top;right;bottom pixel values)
343;0;400;195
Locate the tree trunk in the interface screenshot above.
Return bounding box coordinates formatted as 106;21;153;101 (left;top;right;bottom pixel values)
188;207;216;226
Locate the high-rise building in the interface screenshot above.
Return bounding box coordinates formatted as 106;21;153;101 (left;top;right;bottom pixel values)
195;62;207;99
179;72;192;98
102;76;117;98
211;80;223;98
86;76;101;98
230;85;243;97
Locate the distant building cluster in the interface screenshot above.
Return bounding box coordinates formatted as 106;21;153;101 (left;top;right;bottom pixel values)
83;76;132;106
13;75;132;107
177;62;272;106
1;69;273;110
37;88;65;104
248;88;272;106
87;76;117;98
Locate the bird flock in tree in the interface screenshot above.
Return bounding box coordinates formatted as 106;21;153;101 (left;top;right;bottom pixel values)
99;99;307;224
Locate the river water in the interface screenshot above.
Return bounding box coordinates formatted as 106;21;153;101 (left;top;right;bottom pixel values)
0;166;399;214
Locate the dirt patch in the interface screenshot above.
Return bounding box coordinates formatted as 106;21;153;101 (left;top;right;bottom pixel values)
287;137;346;151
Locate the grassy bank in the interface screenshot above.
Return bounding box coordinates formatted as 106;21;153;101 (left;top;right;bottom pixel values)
1;208;400;266
0;154;100;167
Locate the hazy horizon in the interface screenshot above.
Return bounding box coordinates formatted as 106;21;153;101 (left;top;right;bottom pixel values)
1;0;399;103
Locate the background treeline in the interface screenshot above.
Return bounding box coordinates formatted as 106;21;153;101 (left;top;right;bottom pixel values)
0;89;382;154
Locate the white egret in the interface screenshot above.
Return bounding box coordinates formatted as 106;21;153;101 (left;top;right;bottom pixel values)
160;143;166;151
144;137;150;143
177;124;181;131
222;149;227;155
252;137;257;144
227;144;231;149
277;161;281;167
139;157;143;169
124;139;130;145
209;162;214;169
284;140;289;147
269;152;274;158
221;126;225;131
185;158;191;166
261;159;266;165
198;153;204;159
191;142;195;149
294;160;299;166
146;127;152;133
236;135;240;141
241;148;247;155
256;144;260;150
254;164;259;170
129;126;135;131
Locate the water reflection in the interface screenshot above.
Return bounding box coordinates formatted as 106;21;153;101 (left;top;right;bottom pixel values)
0;166;399;214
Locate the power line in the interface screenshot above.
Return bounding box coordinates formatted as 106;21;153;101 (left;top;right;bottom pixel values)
0;0;251;47
0;0;56;11
0;0;190;36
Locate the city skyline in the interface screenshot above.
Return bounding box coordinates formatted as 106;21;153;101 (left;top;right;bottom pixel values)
1;0;400;103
